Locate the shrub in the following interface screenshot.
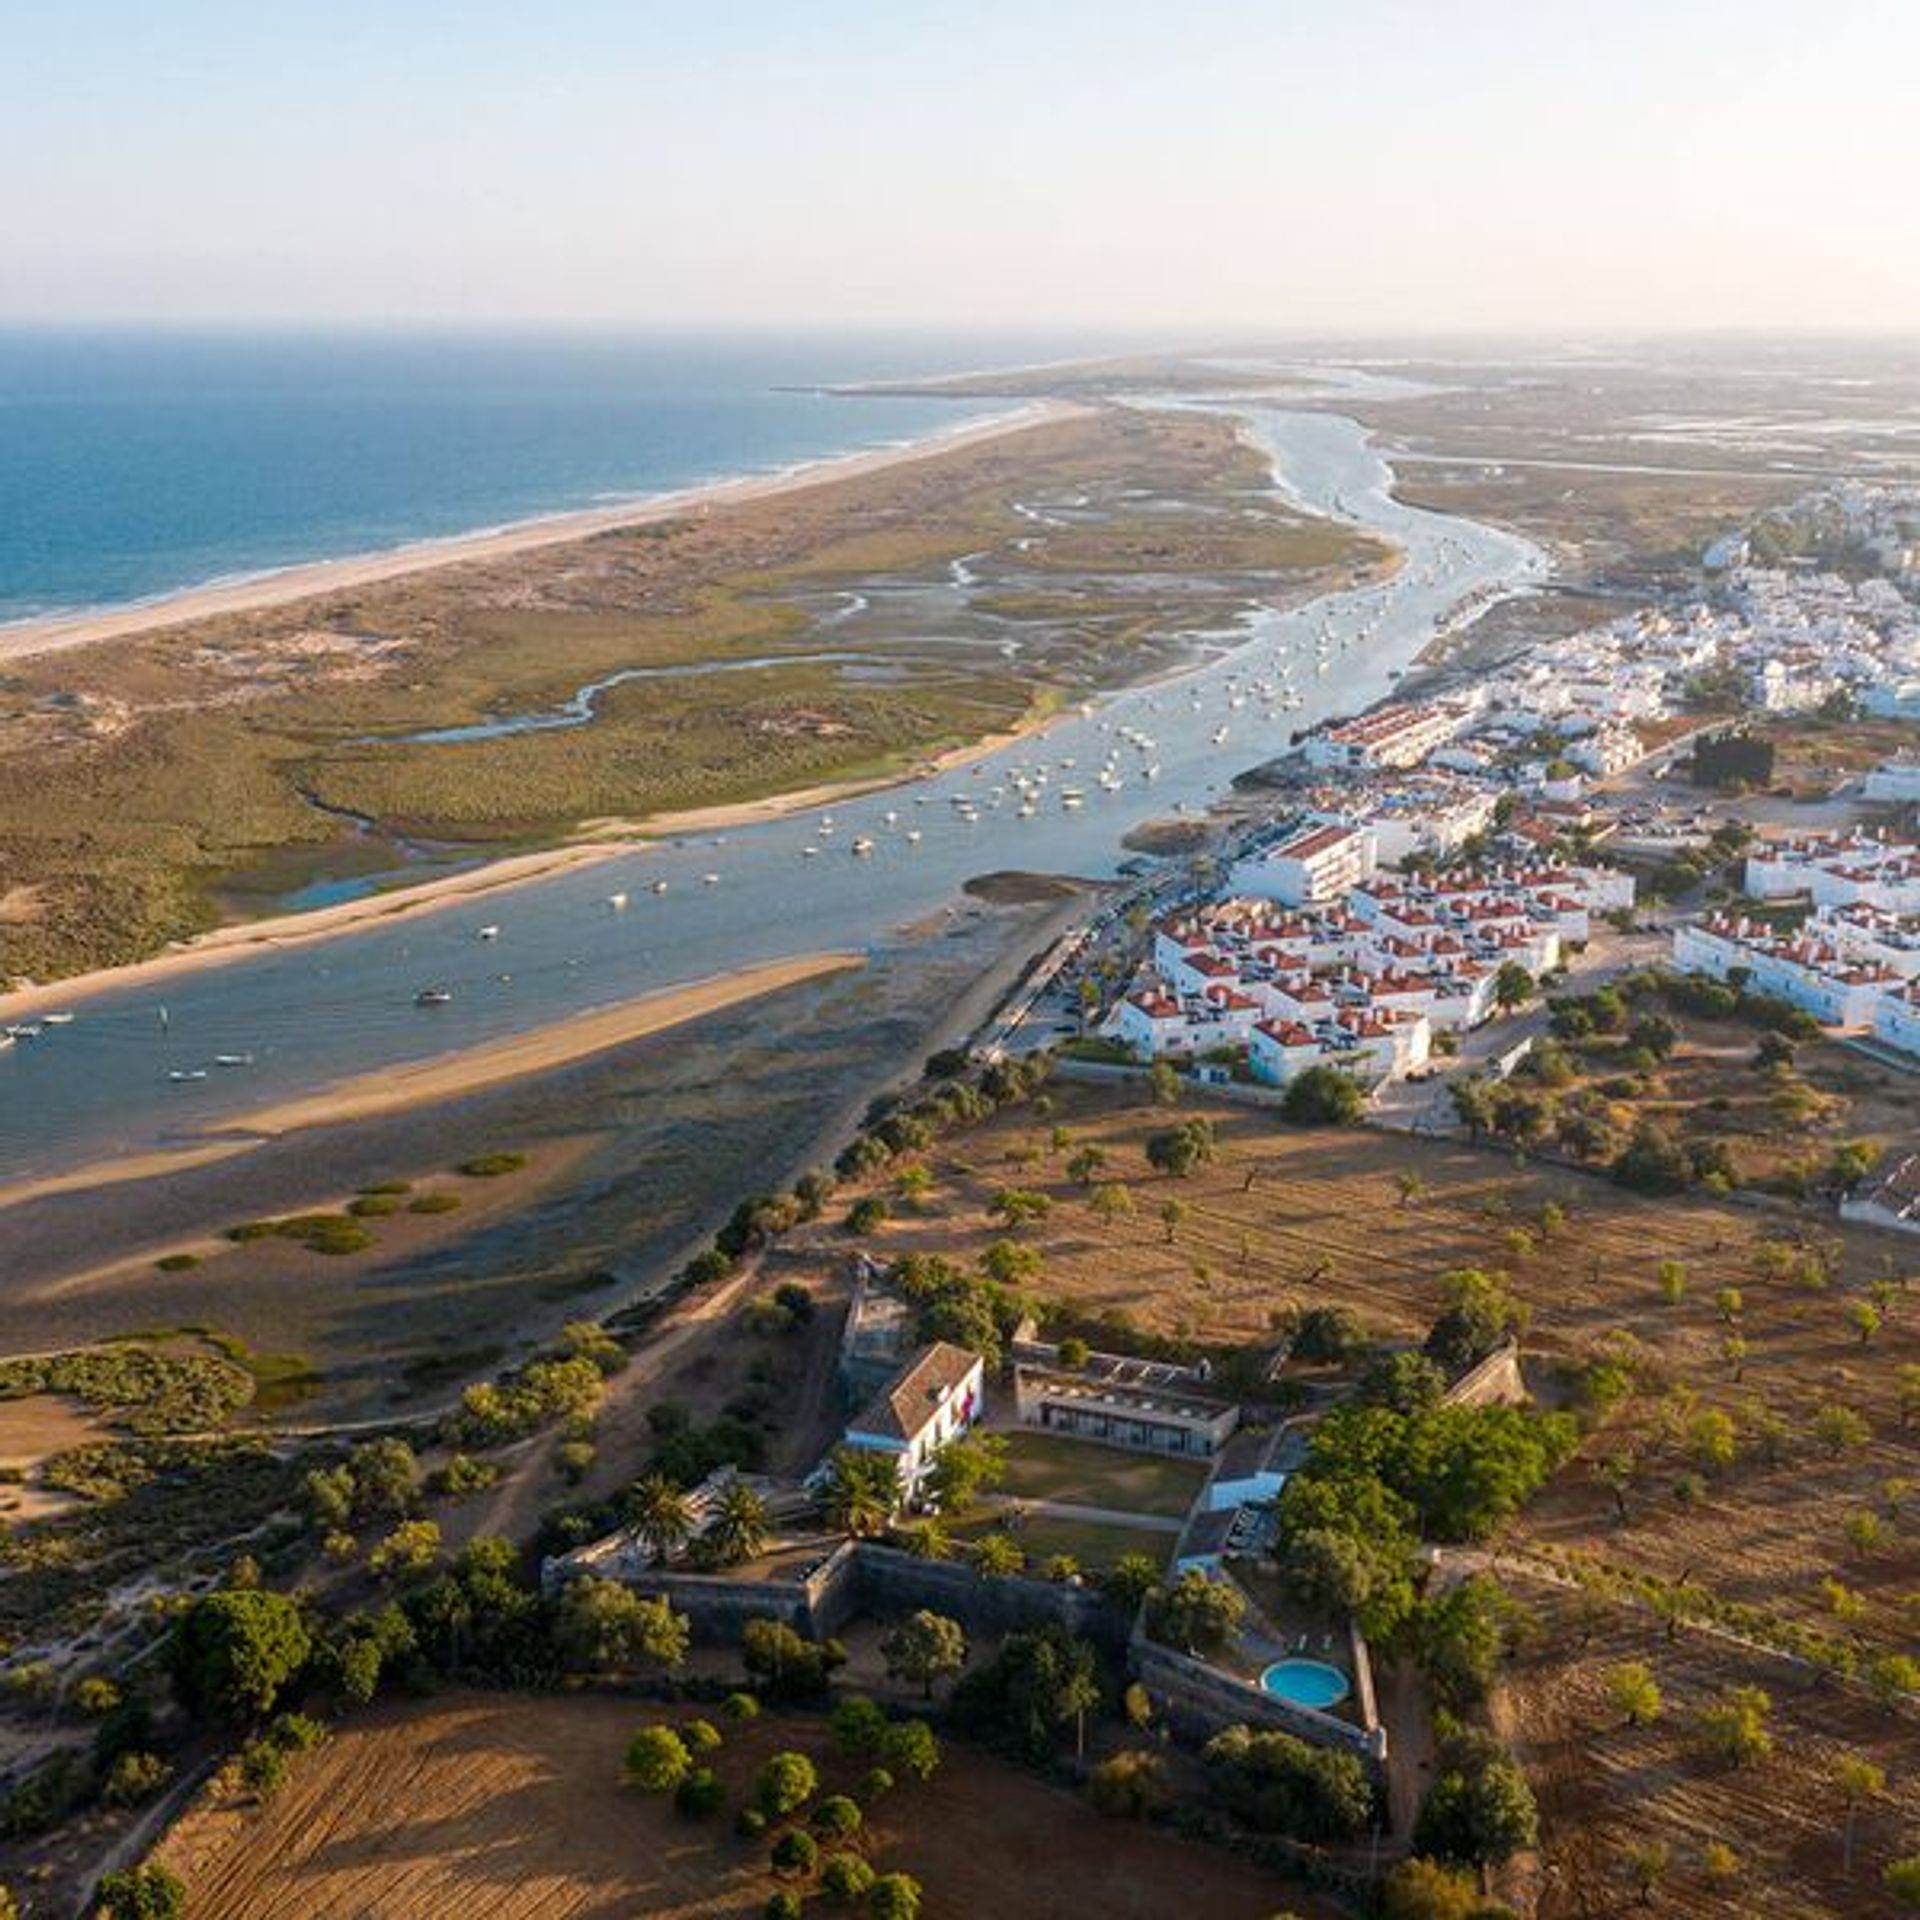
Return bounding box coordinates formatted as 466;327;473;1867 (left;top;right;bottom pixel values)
736;1805;768;1838
720;1690;761;1721
101;1750;172;1808
755;1749;818;1817
624;1725;691;1792
675;1766;724;1817
822;1852;877;1903
1282;1065;1365;1125
238;1738;288;1800
878;1719;940;1783
770;1827;819;1876
1089;1748;1169;1819
831;1695;889;1758
765;1895;803;1920
845;1196;891;1236
812;1793;862;1839
347;1193;402;1218
154;1253;201;1273
458;1152;527;1178
407;1191;462;1215
868;1873;923;1919
172;1588;312;1722
682;1717;722;1754
93;1867;187;1920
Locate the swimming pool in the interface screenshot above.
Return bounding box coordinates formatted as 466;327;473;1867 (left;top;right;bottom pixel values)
1258;1658;1350;1711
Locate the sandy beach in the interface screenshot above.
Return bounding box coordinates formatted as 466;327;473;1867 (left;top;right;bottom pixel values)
0;403;1082;666
0;841;632;1023
0;951;862;1211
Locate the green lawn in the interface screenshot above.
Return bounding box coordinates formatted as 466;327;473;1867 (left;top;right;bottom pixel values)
993;1429;1209;1519
954;1512;1173;1574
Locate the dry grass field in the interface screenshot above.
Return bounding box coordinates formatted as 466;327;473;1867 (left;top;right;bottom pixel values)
154;1693;1321;1920
1499;1588;1920;1919
807;1079;1920;1911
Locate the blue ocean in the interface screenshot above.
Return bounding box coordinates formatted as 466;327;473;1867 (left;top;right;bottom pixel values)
0;329;1123;625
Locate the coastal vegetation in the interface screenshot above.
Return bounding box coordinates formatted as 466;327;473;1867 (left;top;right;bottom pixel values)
0;406;1386;985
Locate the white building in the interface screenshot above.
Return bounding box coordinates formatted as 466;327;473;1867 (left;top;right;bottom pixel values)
1303;702;1458;773
1863;759;1920;805
1228;822;1377;906
840;1342;985;1500
1839;1153;1920;1236
1671;917;1898;1029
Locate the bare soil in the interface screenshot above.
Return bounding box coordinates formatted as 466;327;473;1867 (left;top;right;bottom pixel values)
154;1693;1324;1919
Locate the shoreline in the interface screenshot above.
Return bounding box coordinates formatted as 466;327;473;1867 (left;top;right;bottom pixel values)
0;952;864;1212
0;711;1068;1024
0;401;1085;666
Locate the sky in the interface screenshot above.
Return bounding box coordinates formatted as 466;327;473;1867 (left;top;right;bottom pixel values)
5;0;1918;335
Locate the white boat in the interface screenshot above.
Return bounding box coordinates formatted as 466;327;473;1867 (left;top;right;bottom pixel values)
414;987;453;1007
800;846;818;858
608;890;630;909
1017;802;1037;818
702;872;720;886
850;837;875;857
214;1053;255;1067
6;1023;43;1041
168;1068;208;1083
650;880;669;896
477;924;501;941
40;1011;74;1026
905;829;922;844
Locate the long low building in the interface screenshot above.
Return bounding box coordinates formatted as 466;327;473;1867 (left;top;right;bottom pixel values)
1012;1362;1240;1458
1672;915;1900;1029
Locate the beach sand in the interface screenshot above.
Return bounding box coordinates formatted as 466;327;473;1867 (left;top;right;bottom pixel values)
0;951;864;1213
0;403;1082;666
0;841;631;1023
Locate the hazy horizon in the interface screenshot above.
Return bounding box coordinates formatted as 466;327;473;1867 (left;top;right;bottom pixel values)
8;0;1920;335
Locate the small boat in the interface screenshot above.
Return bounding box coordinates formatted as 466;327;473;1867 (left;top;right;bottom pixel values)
39;1011;74;1027
850;836;876;857
801;845;818;858
168;1068;208;1083
702;872;721;886
905;829;922;845
608;890;630;909
5;1023;43;1041
476;924;501;941
213;1053;255;1068
1017;802;1037;818
650;879;669;896
414;987;453;1007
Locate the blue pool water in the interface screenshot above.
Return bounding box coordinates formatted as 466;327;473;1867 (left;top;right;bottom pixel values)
1259;1658;1350;1711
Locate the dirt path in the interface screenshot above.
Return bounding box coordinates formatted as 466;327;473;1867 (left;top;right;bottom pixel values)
442;1260;769;1551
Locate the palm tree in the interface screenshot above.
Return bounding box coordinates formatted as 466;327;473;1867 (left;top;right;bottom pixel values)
708;1482;769;1566
893;1517;954;1561
629;1473;695;1564
820;1447;898;1538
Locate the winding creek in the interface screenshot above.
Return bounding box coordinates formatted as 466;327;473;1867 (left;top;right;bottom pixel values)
0;404;1547;1182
